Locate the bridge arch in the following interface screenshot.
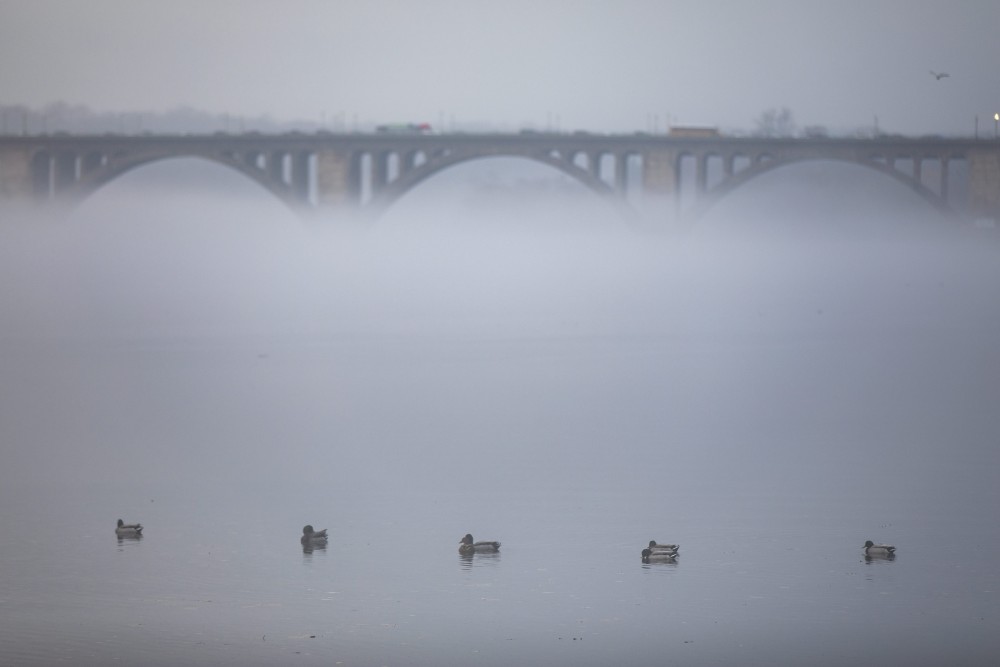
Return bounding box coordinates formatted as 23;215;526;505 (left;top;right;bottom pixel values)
694;154;956;220
361;148;637;221
32;147;314;213
63;154;300;216
364;152;636;226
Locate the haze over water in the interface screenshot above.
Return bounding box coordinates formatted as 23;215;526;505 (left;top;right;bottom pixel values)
1;157;999;666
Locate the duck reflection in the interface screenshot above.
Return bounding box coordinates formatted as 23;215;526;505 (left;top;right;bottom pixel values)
301;541;327;555
863;550;896;562
641;548;677;565
459;550;500;570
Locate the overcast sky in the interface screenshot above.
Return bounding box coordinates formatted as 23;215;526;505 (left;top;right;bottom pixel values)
1;0;998;135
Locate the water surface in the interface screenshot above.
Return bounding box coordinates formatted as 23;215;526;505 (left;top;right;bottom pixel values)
1;160;999;665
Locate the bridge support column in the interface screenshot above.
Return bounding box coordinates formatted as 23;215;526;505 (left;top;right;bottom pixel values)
0;144;36;201
614;153;628;194
641;149;677;197
372;152;390;198
291;152;311;203
638;148;681;226
723;154;735;176
55;152;76;191
315;148;356;208
695;154;708;194
967;148;1000;222
939;157;949;203
588;152;602;180
268;152;286;185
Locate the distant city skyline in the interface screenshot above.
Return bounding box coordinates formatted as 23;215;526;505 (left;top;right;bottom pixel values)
1;1;998;137
0;101;891;137
1;99;993;140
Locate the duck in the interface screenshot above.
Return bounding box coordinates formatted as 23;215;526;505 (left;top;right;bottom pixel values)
115;519;143;537
863;540;896;557
648;540;679;554
642;548;677;563
459;533;500;555
301;525;328;546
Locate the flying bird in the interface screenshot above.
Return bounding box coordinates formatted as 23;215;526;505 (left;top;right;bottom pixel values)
930;70;950;80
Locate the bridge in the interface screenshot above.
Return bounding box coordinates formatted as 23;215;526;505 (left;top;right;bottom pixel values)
1;132;999;224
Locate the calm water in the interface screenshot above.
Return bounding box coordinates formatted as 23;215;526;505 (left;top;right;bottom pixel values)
2;161;1000;665
1;333;998;667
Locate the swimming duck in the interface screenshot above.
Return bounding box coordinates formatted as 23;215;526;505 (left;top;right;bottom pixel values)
642;548;677;563
648;540;679;554
301;525;328;546
115;519;143;537
863;540;895;556
459;533;500;555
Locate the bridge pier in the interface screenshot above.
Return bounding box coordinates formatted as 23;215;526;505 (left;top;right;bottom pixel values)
723;155;735;177
315;148;356;208
0;144;35;199
939;160;949;203
641;149;677;198
55;152;75;191
267;151;286;185
585;152;600;178
968;148;1000;222
614;154;628;193
695;155;709;194
291;151;311;202
373;152;391;192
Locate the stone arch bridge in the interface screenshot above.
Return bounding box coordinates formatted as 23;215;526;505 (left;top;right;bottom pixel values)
1;132;999;223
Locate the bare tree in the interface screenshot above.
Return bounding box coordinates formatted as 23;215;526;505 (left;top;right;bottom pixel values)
754;107;796;137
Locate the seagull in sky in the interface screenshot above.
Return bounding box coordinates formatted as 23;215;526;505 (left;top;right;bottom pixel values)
930;70;950;80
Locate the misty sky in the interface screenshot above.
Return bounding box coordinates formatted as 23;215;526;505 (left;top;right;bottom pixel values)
1;0;998;136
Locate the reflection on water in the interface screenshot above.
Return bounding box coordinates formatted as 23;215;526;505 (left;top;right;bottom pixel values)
641;551;678;565
459;550;501;570
864;552;897;563
300;548;327;567
301;541;327;556
1;457;996;666
640;560;679;572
